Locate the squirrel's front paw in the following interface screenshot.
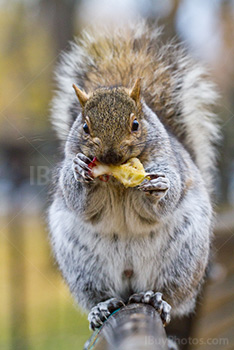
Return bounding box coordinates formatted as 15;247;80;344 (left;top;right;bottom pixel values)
138;174;170;198
72;153;94;183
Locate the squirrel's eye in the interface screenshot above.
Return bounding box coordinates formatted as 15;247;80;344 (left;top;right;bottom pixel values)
132;119;139;132
83;122;90;134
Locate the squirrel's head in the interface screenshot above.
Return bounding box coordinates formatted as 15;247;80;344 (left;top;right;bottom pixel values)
72;79;147;165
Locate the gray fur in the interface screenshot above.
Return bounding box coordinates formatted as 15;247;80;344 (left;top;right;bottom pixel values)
48;22;218;328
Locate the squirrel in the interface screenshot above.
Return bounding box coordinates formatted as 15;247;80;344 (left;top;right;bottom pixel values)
48;21;219;347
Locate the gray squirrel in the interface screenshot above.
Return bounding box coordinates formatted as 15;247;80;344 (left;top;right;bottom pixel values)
48;21;219;346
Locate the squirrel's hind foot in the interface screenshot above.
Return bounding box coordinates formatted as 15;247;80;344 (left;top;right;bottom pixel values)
128;291;171;326
88;298;125;331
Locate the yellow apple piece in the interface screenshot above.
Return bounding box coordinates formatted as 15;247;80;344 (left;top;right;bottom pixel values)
89;157;147;187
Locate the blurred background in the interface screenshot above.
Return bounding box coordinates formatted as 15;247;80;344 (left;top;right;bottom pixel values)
0;0;233;349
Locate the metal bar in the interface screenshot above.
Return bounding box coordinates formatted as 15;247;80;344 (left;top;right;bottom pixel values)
84;303;168;350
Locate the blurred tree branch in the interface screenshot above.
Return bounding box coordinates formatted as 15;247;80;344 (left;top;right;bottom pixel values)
39;0;81;53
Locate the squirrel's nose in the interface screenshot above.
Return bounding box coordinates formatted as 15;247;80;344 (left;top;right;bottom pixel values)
99;151;123;165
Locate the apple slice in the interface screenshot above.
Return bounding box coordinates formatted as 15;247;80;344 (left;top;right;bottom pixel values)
88;157;148;187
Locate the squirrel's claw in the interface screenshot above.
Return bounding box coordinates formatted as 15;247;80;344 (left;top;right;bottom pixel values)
138;175;170;198
88;298;125;331
128;291;171;327
72;153;94;183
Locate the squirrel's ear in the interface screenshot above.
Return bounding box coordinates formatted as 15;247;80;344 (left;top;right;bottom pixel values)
129;78;141;104
73;84;89;108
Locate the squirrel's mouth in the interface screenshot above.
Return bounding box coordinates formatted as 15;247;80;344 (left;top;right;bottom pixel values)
88;147;142;167
97;151;125;166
